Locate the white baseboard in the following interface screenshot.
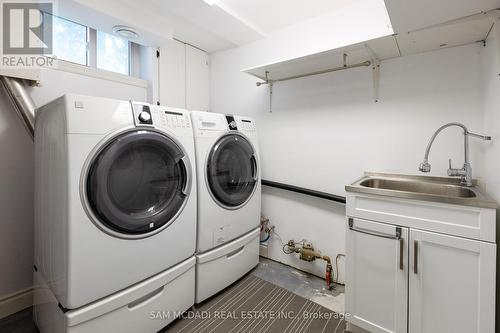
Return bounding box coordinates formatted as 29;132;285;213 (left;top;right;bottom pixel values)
0;287;33;319
259;244;269;257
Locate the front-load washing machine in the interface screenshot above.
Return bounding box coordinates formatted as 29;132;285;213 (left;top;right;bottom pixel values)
34;94;197;311
190;111;261;303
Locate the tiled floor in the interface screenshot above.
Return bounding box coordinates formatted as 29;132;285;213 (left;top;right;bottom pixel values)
0;257;345;332
0;306;37;333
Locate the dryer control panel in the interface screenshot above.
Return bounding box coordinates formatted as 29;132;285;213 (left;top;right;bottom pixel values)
195;112;228;131
233;115;256;132
191;111;257;137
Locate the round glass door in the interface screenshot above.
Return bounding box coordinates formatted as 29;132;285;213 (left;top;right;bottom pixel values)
207;134;258;209
85;130;190;237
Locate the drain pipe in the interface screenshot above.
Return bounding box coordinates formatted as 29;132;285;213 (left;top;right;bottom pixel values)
0;76;36;139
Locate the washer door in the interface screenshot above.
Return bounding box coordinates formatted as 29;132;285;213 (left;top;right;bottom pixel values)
85;130;191;236
207;134;258;209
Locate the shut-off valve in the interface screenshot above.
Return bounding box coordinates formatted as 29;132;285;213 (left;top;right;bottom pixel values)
284;240;334;290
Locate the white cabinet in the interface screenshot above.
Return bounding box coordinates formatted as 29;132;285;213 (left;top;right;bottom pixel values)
158;40;209;111
186;45;209;111
345;192;496;333
409;229;496;333
158;40;186;109
346;218;408;333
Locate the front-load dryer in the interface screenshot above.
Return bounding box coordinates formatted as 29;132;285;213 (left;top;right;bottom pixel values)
190;111;261;302
34;94;197;309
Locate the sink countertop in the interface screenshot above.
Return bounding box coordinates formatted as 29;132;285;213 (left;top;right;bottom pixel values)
345;172;498;209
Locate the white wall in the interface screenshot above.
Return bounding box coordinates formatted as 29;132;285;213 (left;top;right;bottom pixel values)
480;21;500;325
481;24;500;211
0;68;147;299
210;43;487;282
28;69;147;107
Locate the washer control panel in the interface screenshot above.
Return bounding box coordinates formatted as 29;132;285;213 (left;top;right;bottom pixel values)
225;115;238;130
132;102;191;131
138;111;151;123
158;109;191;129
132;104;153;126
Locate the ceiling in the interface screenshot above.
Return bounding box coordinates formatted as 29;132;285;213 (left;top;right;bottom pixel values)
65;0;500;54
139;0;361;52
214;0;354;34
64;0;367;53
384;0;500;33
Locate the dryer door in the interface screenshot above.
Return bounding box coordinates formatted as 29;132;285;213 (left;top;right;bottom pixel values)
206;134;258;209
85;129;191;237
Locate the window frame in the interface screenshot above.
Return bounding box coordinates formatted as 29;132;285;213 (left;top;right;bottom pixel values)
44;12;142;80
53;58;148;89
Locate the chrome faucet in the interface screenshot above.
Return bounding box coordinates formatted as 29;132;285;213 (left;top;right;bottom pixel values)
419;122;491;186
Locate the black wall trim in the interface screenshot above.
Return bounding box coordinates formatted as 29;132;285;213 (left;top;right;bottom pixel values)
261;179;346;204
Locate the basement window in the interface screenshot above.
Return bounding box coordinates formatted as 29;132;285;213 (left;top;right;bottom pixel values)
46;14;87;65
96;31;130;75
43;12;140;78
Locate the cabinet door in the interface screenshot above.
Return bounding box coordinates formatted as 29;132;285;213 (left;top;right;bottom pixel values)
409;229;496;333
186;44;209;111
346;218;408;333
159;40;186;108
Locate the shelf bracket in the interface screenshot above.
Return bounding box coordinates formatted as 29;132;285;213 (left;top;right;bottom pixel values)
269;80;273;113
263;71;273;113
255;71;273;112
365;44;381;103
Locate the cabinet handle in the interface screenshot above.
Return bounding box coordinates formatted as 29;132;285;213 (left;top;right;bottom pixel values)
348;218;402;240
413;240;418;274
399;238;404;270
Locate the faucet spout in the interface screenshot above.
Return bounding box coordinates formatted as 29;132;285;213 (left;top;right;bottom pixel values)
418;122;491;186
421;123;468;163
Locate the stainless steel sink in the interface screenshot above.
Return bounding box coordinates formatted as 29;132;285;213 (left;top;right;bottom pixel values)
359;178;476;198
346;172;497;209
